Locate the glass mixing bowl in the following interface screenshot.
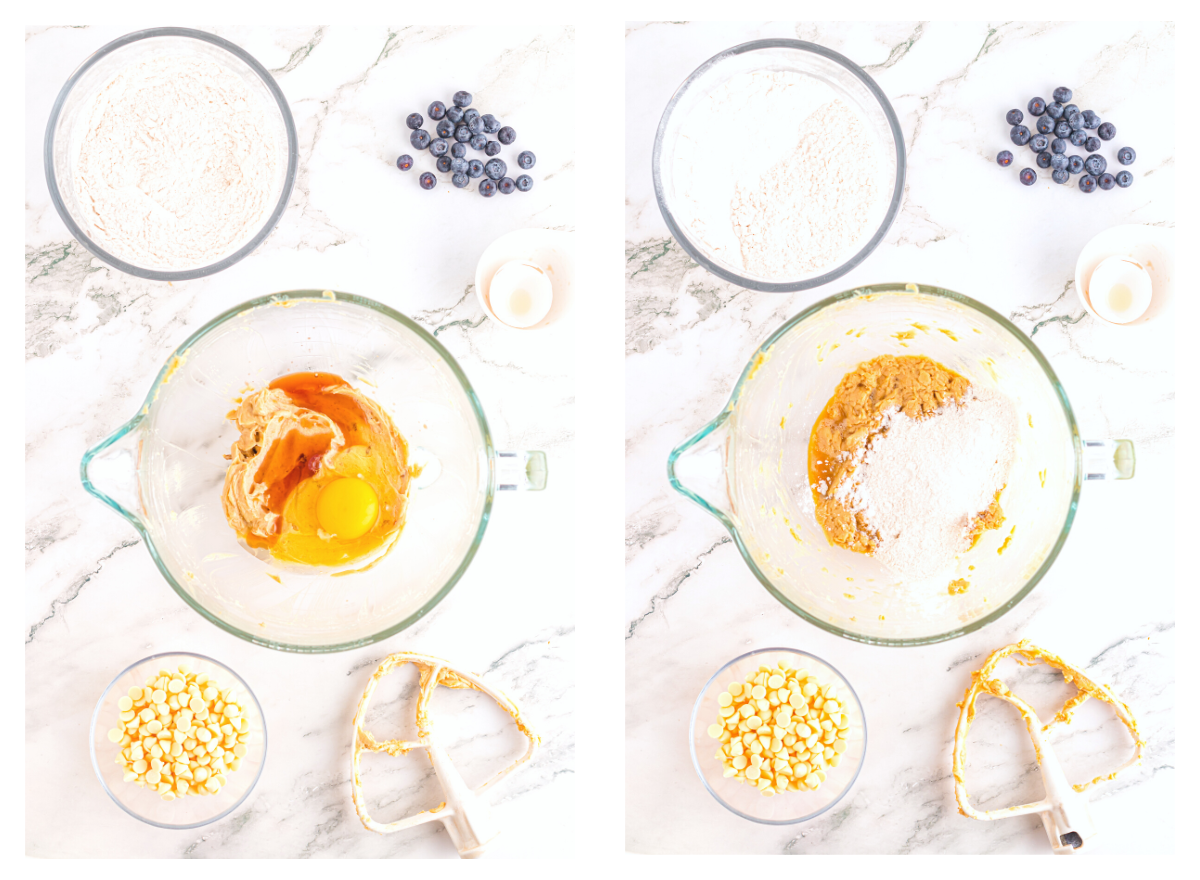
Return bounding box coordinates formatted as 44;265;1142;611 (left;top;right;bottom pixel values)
652;39;905;292
89;652;266;829
81;291;547;652
44;27;298;281
689;648;866;824
668;283;1134;646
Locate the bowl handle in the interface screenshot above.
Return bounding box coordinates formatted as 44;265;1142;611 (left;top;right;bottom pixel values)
80;417;148;530
667;414;735;523
1082;438;1135;481
495;451;548;491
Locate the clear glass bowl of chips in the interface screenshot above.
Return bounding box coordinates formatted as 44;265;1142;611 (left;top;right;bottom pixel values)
89;652;267;829
689;647;866;825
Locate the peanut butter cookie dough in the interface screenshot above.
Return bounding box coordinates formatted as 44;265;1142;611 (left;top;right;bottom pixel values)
807;355;1013;577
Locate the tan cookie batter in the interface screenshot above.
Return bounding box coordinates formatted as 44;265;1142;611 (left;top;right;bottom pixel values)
808;354;1004;555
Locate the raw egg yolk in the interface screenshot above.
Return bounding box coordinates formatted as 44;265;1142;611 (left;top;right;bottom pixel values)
316;478;379;540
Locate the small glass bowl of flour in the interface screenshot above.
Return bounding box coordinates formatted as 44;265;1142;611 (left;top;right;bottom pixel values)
45;28;297;280
653;40;905;292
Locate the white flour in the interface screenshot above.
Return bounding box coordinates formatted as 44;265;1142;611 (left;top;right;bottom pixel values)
670;69;885;279
733;99;881;278
835;388;1019;581
73;53;281;271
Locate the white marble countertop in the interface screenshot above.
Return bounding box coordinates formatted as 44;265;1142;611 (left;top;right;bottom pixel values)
625;21;1174;855
26;24;574;858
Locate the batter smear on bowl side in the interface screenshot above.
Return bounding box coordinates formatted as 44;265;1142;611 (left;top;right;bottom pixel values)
807;355;1018;581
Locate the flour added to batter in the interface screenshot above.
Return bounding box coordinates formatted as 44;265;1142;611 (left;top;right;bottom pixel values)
807;354;1019;582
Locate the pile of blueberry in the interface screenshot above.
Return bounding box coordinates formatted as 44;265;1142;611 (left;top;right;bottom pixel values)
996;87;1135;192
394;90;535;197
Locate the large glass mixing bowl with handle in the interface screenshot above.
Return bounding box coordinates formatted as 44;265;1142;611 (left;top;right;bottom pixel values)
668;283;1134;646
81;291;548;652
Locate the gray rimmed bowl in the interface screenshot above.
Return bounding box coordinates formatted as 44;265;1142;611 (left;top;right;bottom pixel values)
652;39;905;292
44;27;298;281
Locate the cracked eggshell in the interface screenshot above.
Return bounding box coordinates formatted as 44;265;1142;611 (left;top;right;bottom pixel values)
1074;224;1174;328
474;228;574;330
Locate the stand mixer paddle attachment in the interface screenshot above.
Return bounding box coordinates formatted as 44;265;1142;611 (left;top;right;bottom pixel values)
952;641;1145;854
350;652;540;858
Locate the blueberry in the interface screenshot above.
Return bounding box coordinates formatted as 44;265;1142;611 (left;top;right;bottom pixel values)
997;150;1014;167
1098;172;1116;190
481;114;501;133
419;172;436;190
1055;120;1072;139
436;155;452;173
467;116;484;135
410;129;431;150
1019;167;1037;186
450;141;467;158
1062;103;1079;118
436;119;455;139
1084;154;1106;176
428;101;446;121
1066;155;1084;174
1052;86;1073;103
1079;174;1097;193
497;126;516;145
1029;134;1049;153
498;177;516;194
450;157;468;173
452;171;469;189
484;158;507;181
1006;108;1024;125
1046;101;1064;119
454;125;472;143
1069;130;1088;147
1010;125;1032;146
1097;121;1116;140
1036;115;1055;135
516;150;536;170
463;108;480;126
467;158;484;179
1081;110;1101;129
1036;151;1052;169
478;178;497;197
453;90;472;108
515;174;533;192
1085;136;1101;153
1117;146;1136;165
1028;97;1047;116
1051;138;1067;154
1050;153;1068;172
469;133;487;151
1115;170;1133;187
406;113;424;130
1066;111;1084;131
1051;168;1069;184
429;137;449;157
446;106;464;124
396;154;414;171
485;140;502;157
